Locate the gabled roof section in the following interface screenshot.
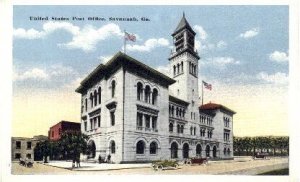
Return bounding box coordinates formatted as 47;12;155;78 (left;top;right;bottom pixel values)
76;52;176;93
169;95;189;106
199;102;236;114
172;13;196;36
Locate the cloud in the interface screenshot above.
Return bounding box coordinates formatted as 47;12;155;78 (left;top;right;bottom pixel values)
216;40;227;49
14;64;77;82
203;57;240;68
269;51;289;63
59;23;123;52
156;65;169;76
256;72;288;85
193;25;207;40
98;55;113;64
14;68;49;81
239;28;259;39
14;22;124;52
126;38;169;52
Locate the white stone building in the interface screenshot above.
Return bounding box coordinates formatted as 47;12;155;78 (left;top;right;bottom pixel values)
76;14;235;163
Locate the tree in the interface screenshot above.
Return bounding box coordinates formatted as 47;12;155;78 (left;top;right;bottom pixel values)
59;132;89;167
34;140;52;163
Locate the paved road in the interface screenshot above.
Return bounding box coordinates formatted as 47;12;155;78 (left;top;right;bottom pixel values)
11;157;288;175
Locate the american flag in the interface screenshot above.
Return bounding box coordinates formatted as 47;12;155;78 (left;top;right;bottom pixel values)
125;32;136;42
203;81;212;90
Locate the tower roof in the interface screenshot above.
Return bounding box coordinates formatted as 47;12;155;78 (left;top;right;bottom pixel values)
172;13;195;36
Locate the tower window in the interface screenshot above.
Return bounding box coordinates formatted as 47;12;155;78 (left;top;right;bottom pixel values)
111;80;116;98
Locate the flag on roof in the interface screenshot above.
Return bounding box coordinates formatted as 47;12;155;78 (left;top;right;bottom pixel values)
202;81;212;90
125;32;136;42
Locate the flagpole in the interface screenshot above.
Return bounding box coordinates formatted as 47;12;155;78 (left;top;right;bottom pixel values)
124;29;126;54
202;80;204;105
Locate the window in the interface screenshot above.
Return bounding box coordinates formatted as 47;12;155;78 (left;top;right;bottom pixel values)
111;80;116;98
177;124;180;133
173;65;176;76
152;89;158;105
194;127;196;135
110;111;115;126
15;153;21;159
98;87;101;104
16;141;21;149
181;61;183;72
110;140;116;154
190;126;193;135
90;93;93;108
224;148;227;155
58;128;62;135
177;64;180;74
26;154;31;159
144;85;151;103
150;142;157;154
94;90;97;106
206;145;210;157
52;131;54;137
84;121;87;131
180;125;184;133
169;122;173;132
26;142;32;149
152;117;157;131
137;113;143;130
145;115;150;129
171;142;178;158
90;119;93;130
196;144;202;156
137;82;143;101
85;98;87;111
136;140;145;154
97;116;101;127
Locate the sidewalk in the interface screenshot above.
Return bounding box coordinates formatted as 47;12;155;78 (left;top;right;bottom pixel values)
42;161;151;171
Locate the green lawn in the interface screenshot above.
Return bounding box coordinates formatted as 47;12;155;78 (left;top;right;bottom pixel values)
259;168;289;175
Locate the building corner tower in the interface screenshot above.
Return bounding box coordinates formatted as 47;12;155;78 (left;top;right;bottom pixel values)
169;13;200;122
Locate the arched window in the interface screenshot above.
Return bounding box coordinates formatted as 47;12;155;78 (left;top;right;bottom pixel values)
176;107;179;116
144;85;151;103
136;140;145;154
190;126;193;135
183;143;189;158
213;146;217;158
181;125;184;133
177;64;180;74
111;80;116;98
169;123;173;132
110;140;116;154
98;87;101;104
177;124;180;133
137;82;143;101
194;127;196;135
173;65;176;76
206;145;210;157
171;142;178;158
196;144;202;156
150;142;158;154
171;106;174;116
181;61;183;72
223;148;227;155
152;88;158;105
85;98;87;111
227;148;230;155
94;90;97;106
90;93;93;108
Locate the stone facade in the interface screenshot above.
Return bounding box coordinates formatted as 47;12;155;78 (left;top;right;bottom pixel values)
76;14;235;163
11;135;48;161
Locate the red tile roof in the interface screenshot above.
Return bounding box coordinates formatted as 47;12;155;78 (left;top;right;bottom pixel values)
199;103;236;114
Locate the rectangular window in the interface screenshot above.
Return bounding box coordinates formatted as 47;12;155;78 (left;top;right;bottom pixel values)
16;141;21;149
51;131;54;137
152;117;157;131
90;119;93;130
26;154;32;159
27;142;32;149
58;128;62;135
145;115;150;129
137;113;143;130
110;111;115;126
84;121;87;131
15;153;21;159
97;116;101;127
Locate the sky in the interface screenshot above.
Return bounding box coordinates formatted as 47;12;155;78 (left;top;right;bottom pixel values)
12;5;289;137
